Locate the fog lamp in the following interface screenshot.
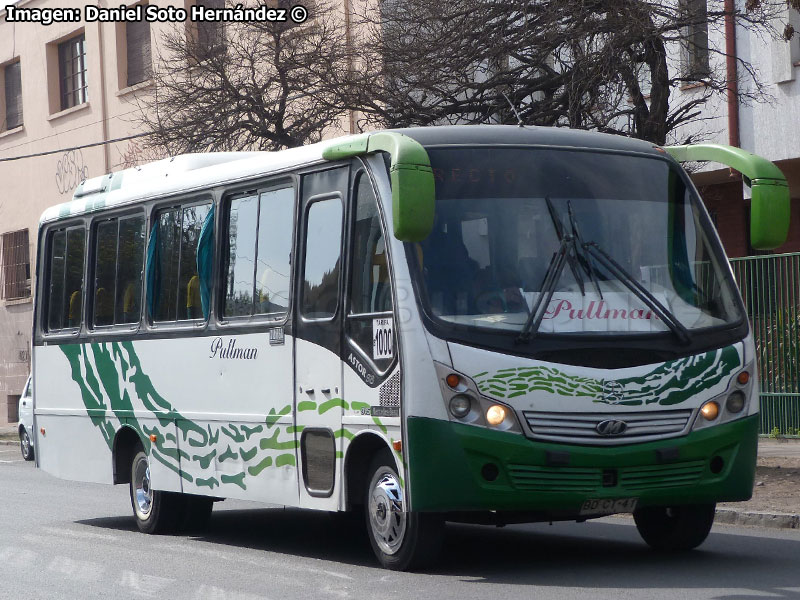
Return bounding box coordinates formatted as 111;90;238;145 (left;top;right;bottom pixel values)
486;404;508;426
700;401;720;421
449;395;471;419
726;391;746;413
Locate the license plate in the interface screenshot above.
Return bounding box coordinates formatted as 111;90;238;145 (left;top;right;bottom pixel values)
579;497;638;516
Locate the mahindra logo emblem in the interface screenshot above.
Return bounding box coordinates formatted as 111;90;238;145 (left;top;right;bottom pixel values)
596;419;629;436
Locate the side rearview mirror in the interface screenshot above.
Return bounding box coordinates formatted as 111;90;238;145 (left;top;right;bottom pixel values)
665;144;790;250
323;132;435;242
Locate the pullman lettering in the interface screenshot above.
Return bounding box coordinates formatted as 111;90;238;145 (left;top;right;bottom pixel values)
209;337;258;360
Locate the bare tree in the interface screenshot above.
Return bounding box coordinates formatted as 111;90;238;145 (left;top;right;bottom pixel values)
346;0;786;145
137;0;353;153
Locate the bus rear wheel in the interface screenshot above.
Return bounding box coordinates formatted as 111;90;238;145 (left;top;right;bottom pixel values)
365;455;443;571
130;447;183;534
633;503;716;551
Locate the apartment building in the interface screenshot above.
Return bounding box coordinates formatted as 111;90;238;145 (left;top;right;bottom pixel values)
673;2;800;258
0;1;168;424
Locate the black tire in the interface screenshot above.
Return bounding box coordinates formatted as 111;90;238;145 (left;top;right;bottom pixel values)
179;495;214;533
633;503;716;551
364;454;443;571
129;447;183;534
19;429;34;461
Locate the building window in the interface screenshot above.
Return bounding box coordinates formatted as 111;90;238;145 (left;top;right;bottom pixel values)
58;34;88;110
681;0;710;81
126;16;152;86
190;0;225;60
1;229;30;300
3;61;22;130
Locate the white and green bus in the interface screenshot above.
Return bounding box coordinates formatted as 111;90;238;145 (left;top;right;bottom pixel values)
33;126;789;570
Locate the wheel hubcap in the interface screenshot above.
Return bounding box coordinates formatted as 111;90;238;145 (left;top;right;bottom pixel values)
368;470;406;555
133;457;153;517
21;433;29;454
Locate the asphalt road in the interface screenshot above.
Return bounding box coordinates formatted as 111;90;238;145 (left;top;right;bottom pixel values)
2;445;800;600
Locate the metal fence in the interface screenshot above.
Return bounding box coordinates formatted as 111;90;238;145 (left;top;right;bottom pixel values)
730;252;800;436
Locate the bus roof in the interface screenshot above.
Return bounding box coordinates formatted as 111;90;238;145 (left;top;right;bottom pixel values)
396;124;661;155
40;125;663;225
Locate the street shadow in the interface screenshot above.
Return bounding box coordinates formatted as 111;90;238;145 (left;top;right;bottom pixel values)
78;508;800;597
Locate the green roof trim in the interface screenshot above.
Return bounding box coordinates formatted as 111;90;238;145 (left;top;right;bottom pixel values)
323;132;435;241
666;143;790;250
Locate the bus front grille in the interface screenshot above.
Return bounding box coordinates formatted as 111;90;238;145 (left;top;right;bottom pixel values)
521;409;694;445
508;460;707;493
507;466;603;492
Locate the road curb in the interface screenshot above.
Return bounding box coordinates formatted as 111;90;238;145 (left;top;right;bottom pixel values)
715;508;800;529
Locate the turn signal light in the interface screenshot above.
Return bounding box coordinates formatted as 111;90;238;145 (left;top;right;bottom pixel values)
700;401;720;421
149;434;157;443
40;428;46;436
737;371;750;385
392;440;402;452
446;374;461;389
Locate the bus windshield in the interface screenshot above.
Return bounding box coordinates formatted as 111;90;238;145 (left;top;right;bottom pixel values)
413;147;743;337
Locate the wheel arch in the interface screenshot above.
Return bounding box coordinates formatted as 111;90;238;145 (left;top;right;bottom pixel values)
344;431;397;510
112;426;143;484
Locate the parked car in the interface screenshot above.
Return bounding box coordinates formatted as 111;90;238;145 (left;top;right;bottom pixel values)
18;375;33;461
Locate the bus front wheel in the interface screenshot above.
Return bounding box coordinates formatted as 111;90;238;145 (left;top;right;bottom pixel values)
365;455;443;571
633;503;716;551
129;448;182;534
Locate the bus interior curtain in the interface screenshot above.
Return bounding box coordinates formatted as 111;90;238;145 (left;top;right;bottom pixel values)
196;204;215;319
667;170;696;305
146;223;160;319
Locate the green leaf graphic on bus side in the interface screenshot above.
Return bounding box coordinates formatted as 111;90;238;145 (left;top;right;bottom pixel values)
60;341;305;492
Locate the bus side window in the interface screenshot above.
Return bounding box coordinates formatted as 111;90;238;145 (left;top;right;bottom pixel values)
150;202;212;323
47;230;67;331
46;226;86;332
346;172;394;370
301;198;343;320
223;185;293;320
254;187;293;317
91;214;145;328
117;216;145;324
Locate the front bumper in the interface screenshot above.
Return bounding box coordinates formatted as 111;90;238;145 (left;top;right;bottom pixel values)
407;414;758;514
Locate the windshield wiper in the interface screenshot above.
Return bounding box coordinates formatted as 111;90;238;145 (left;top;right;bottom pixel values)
545;197;585;295
516;235;571;344
583;242;691;345
567;200;603;300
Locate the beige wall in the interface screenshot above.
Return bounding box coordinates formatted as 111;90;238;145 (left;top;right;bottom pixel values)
0;0;358;424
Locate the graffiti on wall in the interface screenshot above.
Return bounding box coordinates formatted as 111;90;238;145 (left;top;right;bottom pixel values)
55;149;89;195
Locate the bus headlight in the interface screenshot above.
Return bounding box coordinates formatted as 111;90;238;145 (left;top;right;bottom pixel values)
486;404;507;426
700;401;720;421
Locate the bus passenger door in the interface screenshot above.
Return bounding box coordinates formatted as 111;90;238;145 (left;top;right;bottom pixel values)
294;166;348;510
